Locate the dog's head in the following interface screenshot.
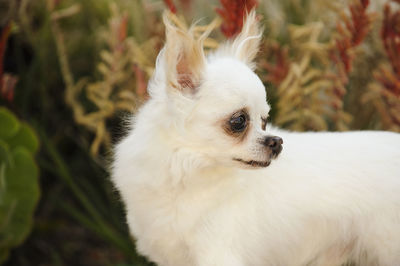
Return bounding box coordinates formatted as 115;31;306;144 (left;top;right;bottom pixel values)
147;11;282;169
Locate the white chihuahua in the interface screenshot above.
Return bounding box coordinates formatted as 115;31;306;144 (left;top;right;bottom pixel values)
112;12;400;266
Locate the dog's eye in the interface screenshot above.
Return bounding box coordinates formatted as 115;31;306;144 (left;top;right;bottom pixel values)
230;114;247;132
261;117;267;131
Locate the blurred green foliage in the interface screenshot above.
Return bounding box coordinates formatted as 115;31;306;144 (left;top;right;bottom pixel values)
0;107;39;263
2;0;156;264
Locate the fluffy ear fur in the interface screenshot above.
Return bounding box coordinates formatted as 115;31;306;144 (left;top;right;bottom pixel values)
163;13;207;94
219;10;262;69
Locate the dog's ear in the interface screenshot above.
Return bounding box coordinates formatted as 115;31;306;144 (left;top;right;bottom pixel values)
163;13;207;94
222;10;262;69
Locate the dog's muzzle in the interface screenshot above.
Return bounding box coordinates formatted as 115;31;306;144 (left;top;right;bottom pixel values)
233;136;283;168
263;136;283;157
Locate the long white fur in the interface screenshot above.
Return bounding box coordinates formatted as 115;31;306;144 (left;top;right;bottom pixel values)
112;11;400;266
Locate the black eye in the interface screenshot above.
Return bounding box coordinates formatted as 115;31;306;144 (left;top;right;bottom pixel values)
230;114;247;132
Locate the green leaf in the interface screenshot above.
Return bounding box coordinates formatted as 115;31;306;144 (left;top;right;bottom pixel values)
0;140;10;165
0;248;9;264
7;123;39;153
0;108;20;139
0;147;40;264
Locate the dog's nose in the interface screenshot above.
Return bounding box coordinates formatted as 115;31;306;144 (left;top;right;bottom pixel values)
264;136;283;155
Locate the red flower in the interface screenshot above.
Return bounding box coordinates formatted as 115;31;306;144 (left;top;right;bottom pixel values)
260;43;289;87
328;0;373;115
369;1;400;129
381;2;400;77
133;64;148;98
216;0;258;38
163;0;177;14
332;0;373;77
375;1;400;99
0;22;14;102
1;74;18;103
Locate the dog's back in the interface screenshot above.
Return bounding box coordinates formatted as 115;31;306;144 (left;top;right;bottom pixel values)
249;129;400;266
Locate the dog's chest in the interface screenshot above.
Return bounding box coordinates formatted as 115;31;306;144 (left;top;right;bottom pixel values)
133;179;245;265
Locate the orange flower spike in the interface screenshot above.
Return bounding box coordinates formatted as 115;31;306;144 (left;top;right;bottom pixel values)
133;64;148;98
382;3;400;77
333;0;373;76
1;75;18;103
118;14;128;43
216;0;258;38
373;0;400;130
262;44;290;86
350;0;371;46
163;0;177;14
0;22;12;101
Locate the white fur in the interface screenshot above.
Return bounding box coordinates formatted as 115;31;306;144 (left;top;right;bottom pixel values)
112;13;400;266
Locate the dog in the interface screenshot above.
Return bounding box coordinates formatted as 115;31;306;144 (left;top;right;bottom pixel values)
112;11;400;266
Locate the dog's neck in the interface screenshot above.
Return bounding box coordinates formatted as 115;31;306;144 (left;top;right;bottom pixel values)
153;135;233;187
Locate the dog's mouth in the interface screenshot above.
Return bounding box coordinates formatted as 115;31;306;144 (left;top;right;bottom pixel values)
233;158;271;168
